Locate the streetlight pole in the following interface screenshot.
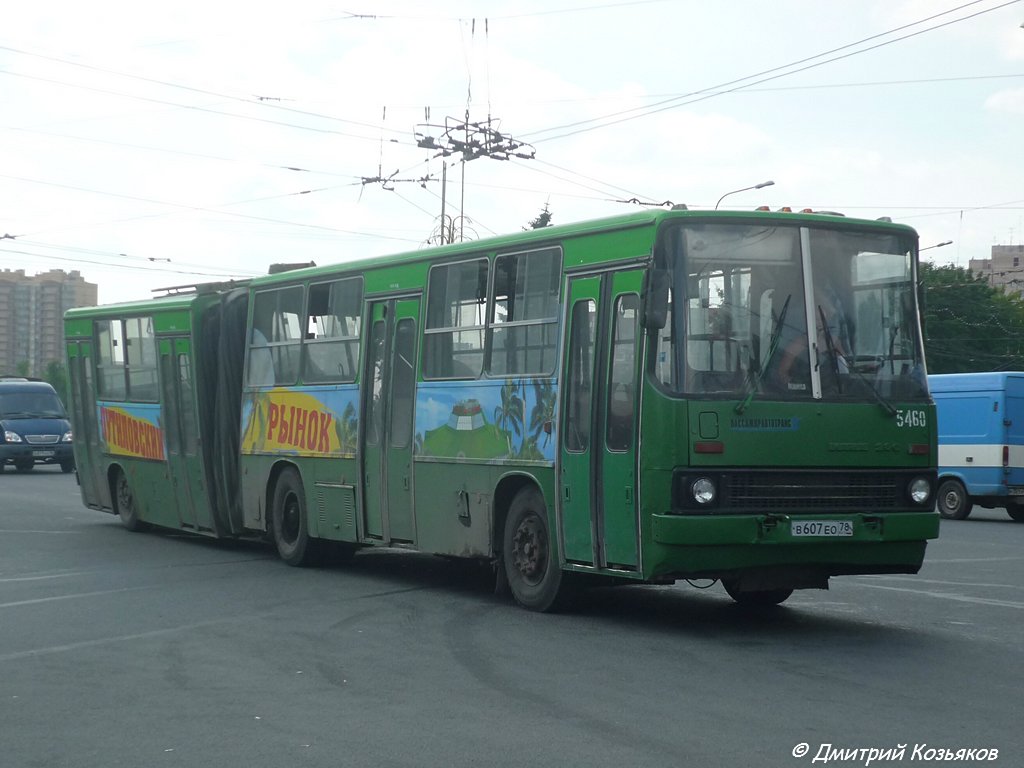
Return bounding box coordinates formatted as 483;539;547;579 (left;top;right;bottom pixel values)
715;180;775;210
919;240;953;252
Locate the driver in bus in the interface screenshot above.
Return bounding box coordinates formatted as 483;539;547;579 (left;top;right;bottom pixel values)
772;279;851;393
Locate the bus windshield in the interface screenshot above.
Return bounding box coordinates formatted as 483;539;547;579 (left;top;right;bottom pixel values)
653;222;929;402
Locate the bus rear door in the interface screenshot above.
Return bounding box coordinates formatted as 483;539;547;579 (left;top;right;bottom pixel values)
67;339;107;509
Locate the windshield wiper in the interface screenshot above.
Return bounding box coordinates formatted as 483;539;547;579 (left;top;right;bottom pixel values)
817;305;843;394
817;305;896;417
735;294;790;414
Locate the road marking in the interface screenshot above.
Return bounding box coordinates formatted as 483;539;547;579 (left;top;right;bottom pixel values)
0;586;149;609
852;582;1024;609
0;572;85;584
0;529;83;534
0;615;256;663
925;556;1024;563
859;575;1024;590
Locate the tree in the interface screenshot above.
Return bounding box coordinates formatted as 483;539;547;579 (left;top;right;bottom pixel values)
526;203;552;230
15;360;29;377
920;262;1024;373
44;361;69;403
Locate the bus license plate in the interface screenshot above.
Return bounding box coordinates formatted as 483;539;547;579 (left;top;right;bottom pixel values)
32;450;55;457
791;520;853;537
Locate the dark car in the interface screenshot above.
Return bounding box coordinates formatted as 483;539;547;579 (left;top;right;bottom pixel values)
0;378;74;473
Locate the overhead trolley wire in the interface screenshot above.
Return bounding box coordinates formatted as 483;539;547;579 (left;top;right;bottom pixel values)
521;0;1021;142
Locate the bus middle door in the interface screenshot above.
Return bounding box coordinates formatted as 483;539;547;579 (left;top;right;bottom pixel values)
361;297;419;544
158;336;214;531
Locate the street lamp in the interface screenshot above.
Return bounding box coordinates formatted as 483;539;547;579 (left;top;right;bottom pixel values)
715;180;775;210
919;240;953;252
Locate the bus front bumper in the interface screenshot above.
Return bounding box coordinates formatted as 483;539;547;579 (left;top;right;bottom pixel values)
647;511;939;583
652;511;940;546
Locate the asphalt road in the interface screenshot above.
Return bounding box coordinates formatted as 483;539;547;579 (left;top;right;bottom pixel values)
1;467;1021;768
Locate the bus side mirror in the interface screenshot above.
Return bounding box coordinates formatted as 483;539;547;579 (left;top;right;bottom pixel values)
642;268;669;329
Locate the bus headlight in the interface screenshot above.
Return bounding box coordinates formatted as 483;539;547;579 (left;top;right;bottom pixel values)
909;477;931;505
692;477;716;505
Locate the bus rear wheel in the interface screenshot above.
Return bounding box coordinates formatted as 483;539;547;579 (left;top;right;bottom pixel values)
502;487;569;612
271;467;319;566
114;469;145;531
937;479;972;520
723;581;793;607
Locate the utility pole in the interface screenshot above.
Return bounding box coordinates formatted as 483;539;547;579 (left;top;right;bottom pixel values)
416;114;535;244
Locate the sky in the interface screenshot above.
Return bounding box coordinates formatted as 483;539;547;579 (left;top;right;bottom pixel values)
2;0;1023;305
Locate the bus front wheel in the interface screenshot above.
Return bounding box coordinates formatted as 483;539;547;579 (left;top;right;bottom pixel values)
114;469;145;531
271;468;319;566
502;487;570;612
937;479;972;520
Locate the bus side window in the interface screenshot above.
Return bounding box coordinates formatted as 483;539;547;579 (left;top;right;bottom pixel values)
489;247;561;376
96;319;127;399
303;278;362;383
125;316;158;402
423;259;487;379
249;286;303;386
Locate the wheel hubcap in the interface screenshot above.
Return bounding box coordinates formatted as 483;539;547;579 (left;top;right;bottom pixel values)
281;492;300;544
118;479;132;512
512;514;547;585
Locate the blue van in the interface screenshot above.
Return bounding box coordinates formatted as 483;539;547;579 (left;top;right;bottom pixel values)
0;378;75;473
929;372;1024;522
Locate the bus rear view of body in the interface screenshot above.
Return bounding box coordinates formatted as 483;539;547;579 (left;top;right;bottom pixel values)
930;372;1024;522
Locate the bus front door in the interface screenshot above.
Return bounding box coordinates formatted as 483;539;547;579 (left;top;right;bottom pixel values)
559;270;642;571
361;297;419;544
159;337;214;532
67;340;107;509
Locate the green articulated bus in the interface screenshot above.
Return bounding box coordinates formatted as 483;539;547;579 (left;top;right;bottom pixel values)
64;208;939;610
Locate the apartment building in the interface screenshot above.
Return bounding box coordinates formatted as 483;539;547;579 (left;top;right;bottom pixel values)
970;244;1024;298
0;269;97;376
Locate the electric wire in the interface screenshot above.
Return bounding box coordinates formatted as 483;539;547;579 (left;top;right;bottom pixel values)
522;0;1021;142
